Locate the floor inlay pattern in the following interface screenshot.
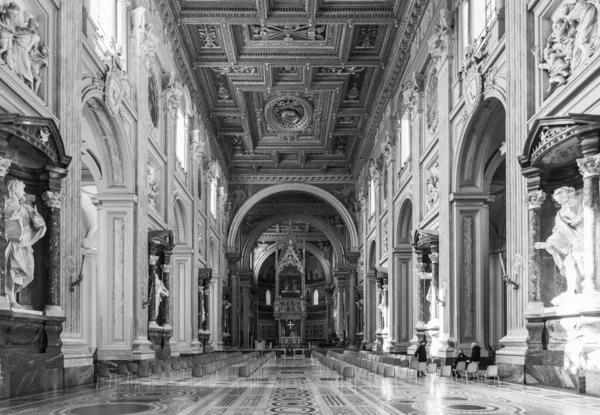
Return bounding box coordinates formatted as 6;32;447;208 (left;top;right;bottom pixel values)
1;356;600;414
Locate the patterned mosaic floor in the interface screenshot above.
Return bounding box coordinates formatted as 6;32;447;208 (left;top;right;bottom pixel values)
1;357;600;414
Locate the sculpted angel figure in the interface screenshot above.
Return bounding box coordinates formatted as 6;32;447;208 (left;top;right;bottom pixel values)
534;187;584;305
5;179;46;308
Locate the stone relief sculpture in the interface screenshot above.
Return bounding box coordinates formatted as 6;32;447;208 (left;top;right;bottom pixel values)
0;3;48;96
147;164;159;210
331;185;356;212
425;162;440;211
4;179;46;308
539;1;600;92
534;187;584;306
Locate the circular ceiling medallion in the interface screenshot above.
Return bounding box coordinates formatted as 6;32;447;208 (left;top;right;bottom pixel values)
264;96;313;132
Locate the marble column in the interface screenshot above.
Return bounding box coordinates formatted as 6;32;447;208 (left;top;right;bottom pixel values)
241;284;250;347
430;247;439;320
348;269;357;346
336;286;344;337
0;158;12;301
375;279;383;332
204;282;210;332
162;252;173;326
43;190;65;311
414;250;426;325
325;295;332;342
148;255;159;322
577;154;600;295
525;190;546;304
230;271;239;346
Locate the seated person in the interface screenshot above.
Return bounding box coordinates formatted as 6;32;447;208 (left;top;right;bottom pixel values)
469;342;481;363
452;349;469;377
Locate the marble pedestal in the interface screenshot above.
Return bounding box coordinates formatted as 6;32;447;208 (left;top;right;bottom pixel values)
148;324;172;361
0;310;65;398
524;310;600;393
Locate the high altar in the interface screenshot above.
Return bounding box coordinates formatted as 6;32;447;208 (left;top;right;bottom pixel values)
273;225;307;347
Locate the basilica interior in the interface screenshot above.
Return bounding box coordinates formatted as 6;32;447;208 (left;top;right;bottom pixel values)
1;0;600;413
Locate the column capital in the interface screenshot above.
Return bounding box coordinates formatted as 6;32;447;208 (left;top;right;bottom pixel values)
162;264;172;273
149;255;159;265
429;252;439;263
42;191;64;209
0;157;12;177
577;154;600;178
525;190;546;210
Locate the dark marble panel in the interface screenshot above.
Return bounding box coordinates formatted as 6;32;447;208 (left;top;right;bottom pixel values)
498;363;525;383
9;368;63;397
585;370;600;397
64;366;94;388
526;350;564;366
526;364;578;390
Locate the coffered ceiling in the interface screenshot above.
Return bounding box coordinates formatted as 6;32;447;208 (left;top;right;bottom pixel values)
170;0;419;180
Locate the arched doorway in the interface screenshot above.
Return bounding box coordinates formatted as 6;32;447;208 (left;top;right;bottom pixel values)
452;97;507;359
394;199;413;352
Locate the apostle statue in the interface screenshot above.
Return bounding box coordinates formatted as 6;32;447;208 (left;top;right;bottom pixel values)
4;179;46;308
153;270;169;320
534;186;584;305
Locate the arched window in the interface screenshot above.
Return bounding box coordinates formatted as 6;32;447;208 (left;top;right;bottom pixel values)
313;289;318;306
400;115;411;166
369;179;376;215
266;290;272;306
176;109;188;171
89;0;128;69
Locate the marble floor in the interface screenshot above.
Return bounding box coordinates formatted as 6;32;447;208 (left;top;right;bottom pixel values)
1;357;600;414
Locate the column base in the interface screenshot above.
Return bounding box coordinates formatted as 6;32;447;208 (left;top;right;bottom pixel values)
44;305;65;317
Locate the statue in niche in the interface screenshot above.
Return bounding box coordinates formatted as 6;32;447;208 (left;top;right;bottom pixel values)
4;179;46;308
534;187;584;306
153;269;169;319
230;186;248;212
378;292;388;329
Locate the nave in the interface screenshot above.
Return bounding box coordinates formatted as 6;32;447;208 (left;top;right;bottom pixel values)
1;357;599;415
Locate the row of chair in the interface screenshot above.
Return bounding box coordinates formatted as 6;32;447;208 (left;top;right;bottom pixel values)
312;352;357;388
341;350;499;386
96;352;259;388
238;352;275;379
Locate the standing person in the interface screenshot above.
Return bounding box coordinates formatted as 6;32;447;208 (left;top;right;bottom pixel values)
414;341;427;377
470;342;481;363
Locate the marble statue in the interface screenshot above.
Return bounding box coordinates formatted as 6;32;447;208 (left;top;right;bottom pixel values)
378;292;388;329
4;179;46;308
153;270;169;319
534;187;584;306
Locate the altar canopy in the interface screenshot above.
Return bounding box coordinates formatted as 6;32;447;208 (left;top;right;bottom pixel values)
273;221;307;346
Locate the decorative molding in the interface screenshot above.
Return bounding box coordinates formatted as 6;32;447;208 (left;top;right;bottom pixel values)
462;216;474;338
403;72;424;117
577;154;600;178
525;190;546;210
427;9;454;70
42;191;64;210
0;157;12;177
113;218;126;340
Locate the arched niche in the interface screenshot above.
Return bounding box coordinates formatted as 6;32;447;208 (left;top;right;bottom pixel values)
81;96;134;192
368;240;377;272
173;198;189;245
241;214;344;268
397;197;413;244
227;184;359;248
454;97;506;192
